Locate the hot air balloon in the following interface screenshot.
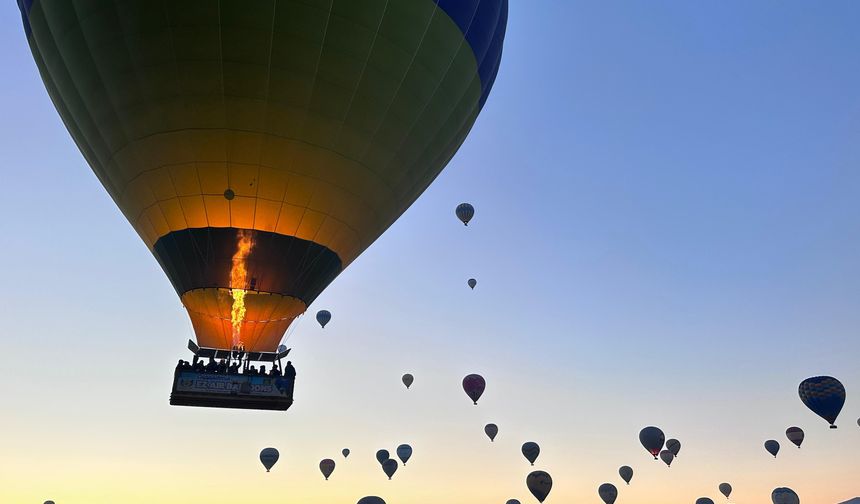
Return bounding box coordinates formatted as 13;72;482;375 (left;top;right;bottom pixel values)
485;423;499;442
342;448;350;458
375;449;390;465
521;442;540;465
785;427;804;448
719;483;732;499
772;487;799;504
402;374;414;389
526;471;552;503
764;440;780;458
696;499;715;504
468;278;477;289
506;501;521;504
382;459;398;480
463;374;486;404
396;444;413;465
659;449;674;467
798;376;845;428
260;447;279;472
666;438;681;457
44;501;55;504
319;459;335;480
278;344;288;353
598;483;618;504
357;498;385;504
639;426;665;459
619;465;633;485
456;203;475;226
18;0;508;412
316;310;332;329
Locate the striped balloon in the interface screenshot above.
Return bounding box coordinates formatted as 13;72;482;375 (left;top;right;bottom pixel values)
798;376;846;428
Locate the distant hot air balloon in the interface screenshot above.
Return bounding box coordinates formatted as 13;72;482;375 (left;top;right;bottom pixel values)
798;376;845;428
402;374;414;389
666;438;681;457
619;465;633;485
696;499;715;504
785;427;804;448
357;498;385;504
521;442;540;465
506;501;521;504
719;483;732;499
316;310;332;329
18;0;509;365
456;203;475;226
342;448;350;458
468;278;477;289
382;459;398;480
44;501;55;504
639;426;665;459
396;444;413;465
319;459;336;480
659;449;674;467
526;471;553;503
260;447;279;472
764;440;780;458
278;344;288;353
375;450;390;465
598;483;618;504
463;374;486;404
485;423;499;442
772;487;799;504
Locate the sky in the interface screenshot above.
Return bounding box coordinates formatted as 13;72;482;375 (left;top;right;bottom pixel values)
2;1;860;503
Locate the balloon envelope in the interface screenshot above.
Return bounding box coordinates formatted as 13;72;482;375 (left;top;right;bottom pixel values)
506;501;521;504
382;459;398;479
357;498;385;504
375;450;389;465
639;426;665;459
468;278;477;289
785;427;804;448
402;374;414;389
521;442;540;465
396;444;413;465
260;447;279;472
485;423;499;442
719;483;732;499
659;449;674;467
598;483;618;504
696;499;715;504
316;310;332;329
319;459;335;480
456;203;475;225
463;374;486;404
772;487;800;504
342;448;350;458
666;438;681;457
526;471;553;503
18;0;508;353
798;376;845;428
619;465;633;484
765;440;780;457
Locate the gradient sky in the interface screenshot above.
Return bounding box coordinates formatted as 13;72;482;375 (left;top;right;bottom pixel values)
2;1;860;503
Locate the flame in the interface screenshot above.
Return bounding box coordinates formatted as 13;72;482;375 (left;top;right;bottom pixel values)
229;230;255;348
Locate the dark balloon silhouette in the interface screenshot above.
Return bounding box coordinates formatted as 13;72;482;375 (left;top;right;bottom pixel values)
639;426;665;459
719;483;732;499
375;449;389;465
382;459;398;480
772;487;799;504
259;447;279;472
402;373;414;389
696;499;715;504
521;442;540;465
598;483;618;504
659;449;674;467
798;376;845;428
462;374;486;404
319;459;335;480
357;498;385;504
468;278;477;289
619;465;633;485
485;423;499;442
666;438;681;457
526;470;553;503
316;310;332;329
342;448;350;458
786;427;804;448
396;444;413;465
456;203;475;226
764;440;780;458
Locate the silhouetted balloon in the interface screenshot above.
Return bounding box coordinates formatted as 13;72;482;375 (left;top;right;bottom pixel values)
342;448;350;458
456;203;475;226
396;444;413;465
44;501;55;504
485;423;499;442
660;449;674;467
619;465;633;485
316;310;332;328
764;440;780;458
719;483;732;499
639;426;665;459
696;499;715;504
463;374;486;404
526;470;553;503
375;449;389;465
785;427;804;448
319;459;335;480
402;373;414;389
506;501;521;504
798;376;845;428
772;487;799;504
666;438;681;457
598;483;618;504
468;278;477;289
382;459;398;480
522;442;540;465
278;344;287;353
357;498;385;504
260;447;279;472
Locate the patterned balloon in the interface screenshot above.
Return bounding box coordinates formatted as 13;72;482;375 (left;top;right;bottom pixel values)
456;203;475;226
785;427;804;448
772;487;800;504
798;376;845;428
521;442;540;465
316;310;332;329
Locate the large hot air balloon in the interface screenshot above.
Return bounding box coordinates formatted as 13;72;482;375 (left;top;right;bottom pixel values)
375;449;390;465
342;448;350;458
772;487;799;504
521;442;540;466
485;423;499;442
319;459;336;480
19;0;508;410
456;203;475;225
468;278;477;289
526;471;552;503
659;449;674;467
259;447;279;472
785;427;804;448
402;374;414;389
598;483;618;504
639;426;665;459
463;374;486;404
316;310;332;329
719;483;732;499
619;465;633;485
764;440;780;458
382;459;398;480
798;376;845;428
357;498;385;504
396;444;413;465
666;438;681;457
